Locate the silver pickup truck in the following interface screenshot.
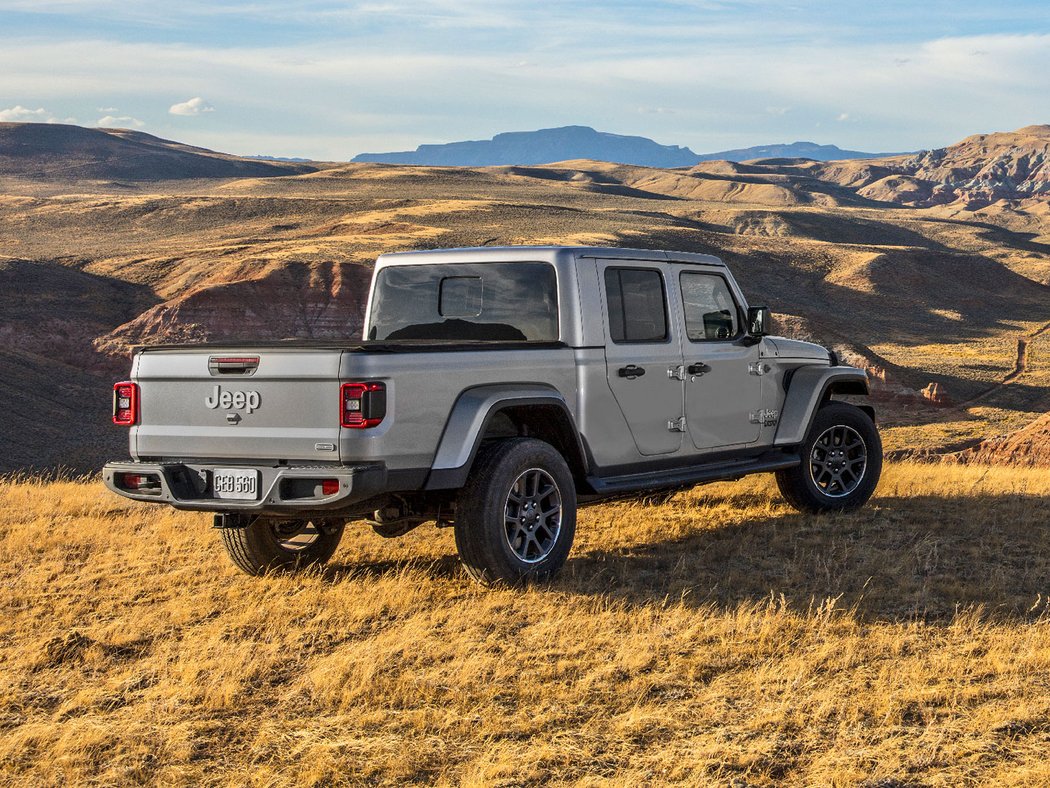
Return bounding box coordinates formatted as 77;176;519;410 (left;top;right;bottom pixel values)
104;246;881;585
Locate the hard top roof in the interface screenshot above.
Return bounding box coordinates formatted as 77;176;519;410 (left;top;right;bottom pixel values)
376;245;725;266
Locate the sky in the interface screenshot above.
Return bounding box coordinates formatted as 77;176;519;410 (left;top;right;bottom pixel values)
1;0;1048;160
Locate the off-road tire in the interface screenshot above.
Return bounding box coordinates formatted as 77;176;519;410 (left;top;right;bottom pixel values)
220;518;344;575
776;402;882;513
454;438;577;586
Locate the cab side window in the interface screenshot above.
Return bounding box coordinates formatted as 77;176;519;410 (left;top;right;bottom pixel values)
604;268;668;343
680;272;740;342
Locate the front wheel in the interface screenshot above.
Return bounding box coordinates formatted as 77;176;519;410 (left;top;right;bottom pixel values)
454;438;577;586
220;517;344;575
776;402;882;513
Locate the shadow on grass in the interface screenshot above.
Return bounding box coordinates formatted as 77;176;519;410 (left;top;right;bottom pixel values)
558;491;1050;622
325;490;1050;623
323;554;462;583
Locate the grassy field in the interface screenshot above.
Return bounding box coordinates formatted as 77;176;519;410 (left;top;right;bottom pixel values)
2;463;1050;786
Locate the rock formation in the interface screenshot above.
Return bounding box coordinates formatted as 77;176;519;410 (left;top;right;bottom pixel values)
815;125;1050;208
950;413;1050;467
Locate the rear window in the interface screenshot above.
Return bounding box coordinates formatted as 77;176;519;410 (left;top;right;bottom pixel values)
367;262;559;341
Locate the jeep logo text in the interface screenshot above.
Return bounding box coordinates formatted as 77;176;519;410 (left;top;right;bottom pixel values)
205;385;261;413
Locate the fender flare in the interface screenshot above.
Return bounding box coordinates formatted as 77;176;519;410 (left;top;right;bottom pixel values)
424;384;586;490
773;366;870;447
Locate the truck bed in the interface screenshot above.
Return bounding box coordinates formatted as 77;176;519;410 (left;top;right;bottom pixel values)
127;341;579;470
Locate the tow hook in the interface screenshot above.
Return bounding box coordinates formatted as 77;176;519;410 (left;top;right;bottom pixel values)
213;513;254;530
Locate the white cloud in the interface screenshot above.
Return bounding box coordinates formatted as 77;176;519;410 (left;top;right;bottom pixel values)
0;105;56;122
169;96;213;116
0;105;76;124
96;114;145;128
837;113;850;122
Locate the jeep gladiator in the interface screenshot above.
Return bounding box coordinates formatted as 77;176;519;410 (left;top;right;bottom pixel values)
104;246;882;585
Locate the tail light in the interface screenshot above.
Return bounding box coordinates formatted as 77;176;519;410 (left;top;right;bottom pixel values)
341;382;386;428
113;381;139;426
121;473;160;492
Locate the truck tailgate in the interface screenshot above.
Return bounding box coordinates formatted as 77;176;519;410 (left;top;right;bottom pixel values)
132;347;344;463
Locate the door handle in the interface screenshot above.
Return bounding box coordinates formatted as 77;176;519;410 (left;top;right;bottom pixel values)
687;362;711;375
618;365;646;379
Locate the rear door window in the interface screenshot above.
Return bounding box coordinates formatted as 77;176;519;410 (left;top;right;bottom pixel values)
604;267;668;343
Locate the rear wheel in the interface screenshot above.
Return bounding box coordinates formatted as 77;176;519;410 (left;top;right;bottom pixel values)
454;438;577;586
220;517;344;575
776;402;882;513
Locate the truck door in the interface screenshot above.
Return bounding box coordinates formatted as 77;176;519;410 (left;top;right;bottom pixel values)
599;262;685;456
675;267;763;451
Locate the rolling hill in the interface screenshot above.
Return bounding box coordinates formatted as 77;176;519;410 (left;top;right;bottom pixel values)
0;123;317;180
0;122;1047;472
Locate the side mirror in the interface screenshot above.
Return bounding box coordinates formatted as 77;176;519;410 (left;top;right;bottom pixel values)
747;305;771;337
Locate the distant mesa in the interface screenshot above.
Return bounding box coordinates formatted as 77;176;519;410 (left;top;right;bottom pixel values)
696;141;902;164
0;122;317;180
353;126;702;168
352;125;893;167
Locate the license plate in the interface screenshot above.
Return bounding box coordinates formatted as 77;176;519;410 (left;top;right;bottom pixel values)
212;469;259;500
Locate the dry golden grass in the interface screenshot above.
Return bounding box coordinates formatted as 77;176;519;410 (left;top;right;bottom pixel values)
2;463;1050;785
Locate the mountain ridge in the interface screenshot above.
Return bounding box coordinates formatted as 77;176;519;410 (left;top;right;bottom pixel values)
696;140;903;163
352;125;893;167
0;122;904;174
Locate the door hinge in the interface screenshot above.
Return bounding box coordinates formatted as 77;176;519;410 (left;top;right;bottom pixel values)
667;416;687;432
667;365;686;381
749;409;780;426
749;362;772;376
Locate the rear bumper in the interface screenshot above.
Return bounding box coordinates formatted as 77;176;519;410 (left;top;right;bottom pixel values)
102;460;388;515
